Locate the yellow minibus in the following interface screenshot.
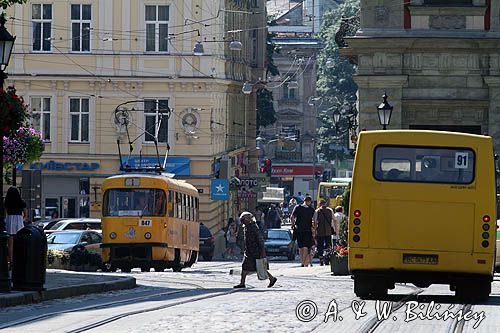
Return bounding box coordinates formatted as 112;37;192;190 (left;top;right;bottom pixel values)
349;130;496;301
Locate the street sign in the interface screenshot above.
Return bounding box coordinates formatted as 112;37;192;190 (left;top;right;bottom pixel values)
210;179;229;200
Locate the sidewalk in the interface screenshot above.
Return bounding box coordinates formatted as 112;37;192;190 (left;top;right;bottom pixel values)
0;269;136;308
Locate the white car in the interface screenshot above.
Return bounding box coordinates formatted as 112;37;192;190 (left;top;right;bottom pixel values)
45;218;102;235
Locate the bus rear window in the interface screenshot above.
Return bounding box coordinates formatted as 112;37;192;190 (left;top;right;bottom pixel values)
374;146;475;184
103;188;166;217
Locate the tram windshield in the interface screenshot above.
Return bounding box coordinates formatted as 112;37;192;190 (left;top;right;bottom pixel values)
103;188;166;217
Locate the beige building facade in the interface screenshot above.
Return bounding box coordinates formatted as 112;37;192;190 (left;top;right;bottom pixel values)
343;0;500;153
7;0;267;233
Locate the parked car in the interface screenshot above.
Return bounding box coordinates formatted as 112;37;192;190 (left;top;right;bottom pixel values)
47;230;102;254
264;228;297;260
45;218;102;235
199;223;214;261
35;218;64;231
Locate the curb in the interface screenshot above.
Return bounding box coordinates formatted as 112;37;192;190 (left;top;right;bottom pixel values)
0;276;136;308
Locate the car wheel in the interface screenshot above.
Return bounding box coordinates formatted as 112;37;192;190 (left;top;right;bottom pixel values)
203;255;213;261
141;267;150;272
288;252;295;261
172;266;183;272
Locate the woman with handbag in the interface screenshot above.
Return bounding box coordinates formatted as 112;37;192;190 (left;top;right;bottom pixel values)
233;211;278;288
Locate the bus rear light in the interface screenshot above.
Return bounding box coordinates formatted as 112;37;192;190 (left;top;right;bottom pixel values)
353;227;360;234
145;232;152;239
482;240;489;248
483;215;490;222
482;232;489;239
353;235;360;242
355;254;363;259
482;224;490;231
477;259;486;264
110;232;117;239
354;210;361;218
353;218;361;225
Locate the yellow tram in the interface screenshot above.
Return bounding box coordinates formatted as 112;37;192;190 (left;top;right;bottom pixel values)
349;130;496;301
101;173;199;272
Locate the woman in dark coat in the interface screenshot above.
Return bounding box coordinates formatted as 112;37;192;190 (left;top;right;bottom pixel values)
234;212;277;288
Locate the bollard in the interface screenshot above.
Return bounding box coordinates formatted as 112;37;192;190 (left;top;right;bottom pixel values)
0;231;11;292
12;225;47;291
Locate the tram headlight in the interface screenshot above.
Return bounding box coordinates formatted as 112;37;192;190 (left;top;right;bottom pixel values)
482;232;489;239
110;232;117;239
482;224;490;231
145;232;152;239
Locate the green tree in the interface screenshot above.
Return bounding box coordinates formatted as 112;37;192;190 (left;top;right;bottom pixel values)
316;0;360;162
0;0;26;9
256;29;280;129
256;88;277;128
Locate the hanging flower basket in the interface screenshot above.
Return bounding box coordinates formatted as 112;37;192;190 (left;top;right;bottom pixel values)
4;127;45;165
0;86;29;135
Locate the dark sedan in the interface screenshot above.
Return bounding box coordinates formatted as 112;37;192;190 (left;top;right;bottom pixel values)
199;223;214;261
264;229;297;260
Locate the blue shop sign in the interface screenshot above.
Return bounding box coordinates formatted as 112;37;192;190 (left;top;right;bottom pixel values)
211;179;229;201
17;160;100;171
122;156;190;176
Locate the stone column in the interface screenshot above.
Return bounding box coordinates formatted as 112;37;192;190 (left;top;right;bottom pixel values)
354;75;408;131
484;77;500;153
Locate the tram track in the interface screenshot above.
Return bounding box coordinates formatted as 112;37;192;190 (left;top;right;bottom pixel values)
0;268;249;332
310;284;423;333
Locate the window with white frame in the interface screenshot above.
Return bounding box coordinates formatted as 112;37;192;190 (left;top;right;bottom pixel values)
144;99;169;143
145;5;169;52
70;98;89;142
32;4;52;52
283;83;297;99
71;4;91;52
30;97;51;141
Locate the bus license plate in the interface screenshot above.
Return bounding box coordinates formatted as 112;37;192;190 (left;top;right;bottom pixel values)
139;219;152;227
403;254;438;265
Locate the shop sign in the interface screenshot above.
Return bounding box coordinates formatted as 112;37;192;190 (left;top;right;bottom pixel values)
22;161;100;171
211;179;229;200
237;190;257;198
237;177;258;188
271;165;324;176
122;156;190;176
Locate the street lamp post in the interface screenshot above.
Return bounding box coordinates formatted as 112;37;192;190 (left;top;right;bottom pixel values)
377;92;393;130
0;13;16;229
0;13;16;292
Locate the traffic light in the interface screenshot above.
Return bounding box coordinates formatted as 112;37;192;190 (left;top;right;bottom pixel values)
264;159;272;177
322;171;329;182
260;166;266;174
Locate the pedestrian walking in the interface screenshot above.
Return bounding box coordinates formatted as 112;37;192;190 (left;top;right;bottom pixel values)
313;199;335;266
4;187;27;267
290;196;315;267
233;212;277;288
255;207;265;231
266;204;281;229
225;222;238;259
333;206;346;247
